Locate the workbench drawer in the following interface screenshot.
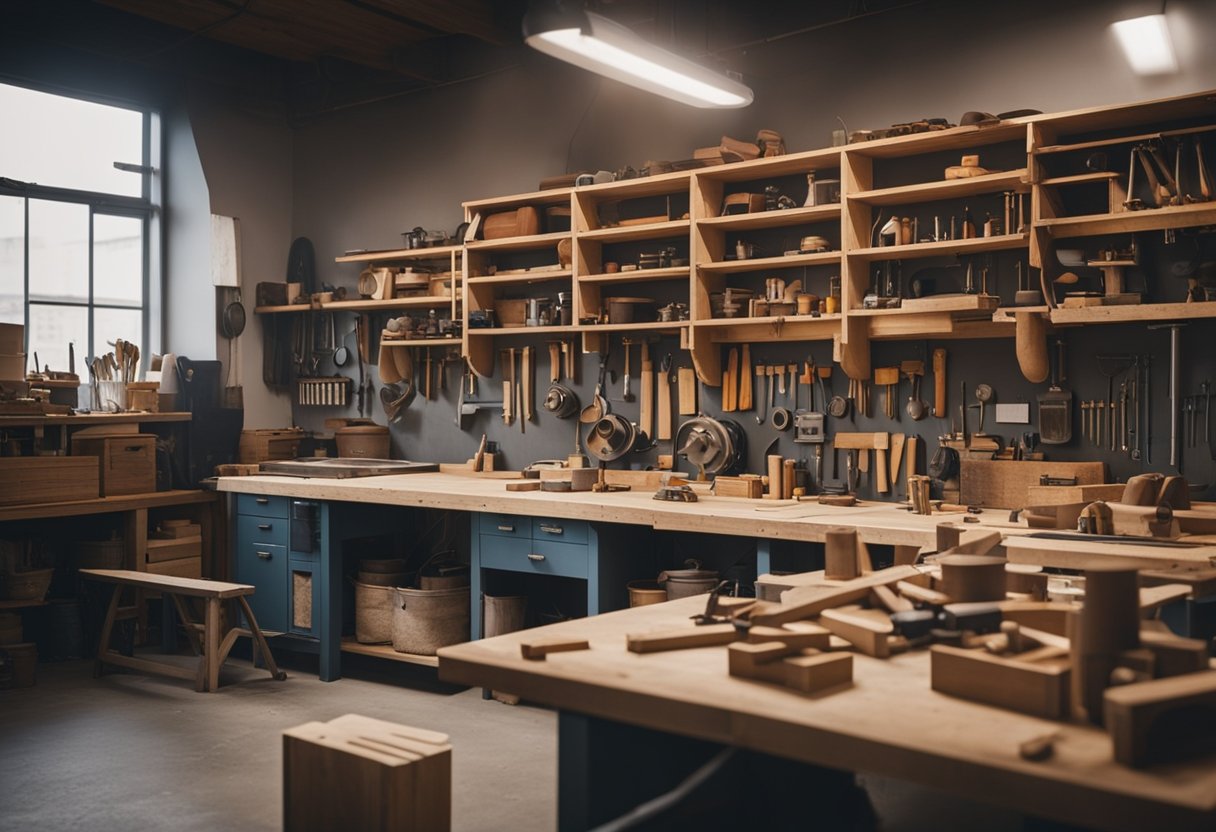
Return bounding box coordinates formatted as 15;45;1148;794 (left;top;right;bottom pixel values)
236;493;289;519
235;542;288;634
531;517;587;545
480;536;588;579
237;514;288;548
479;513;528;539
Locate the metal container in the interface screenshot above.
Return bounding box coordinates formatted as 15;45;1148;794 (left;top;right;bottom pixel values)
657;561;719;600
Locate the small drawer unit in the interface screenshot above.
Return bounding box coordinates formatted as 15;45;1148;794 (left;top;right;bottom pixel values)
237;515;287;549
70;433;156;496
532;518;588;545
479;513;529;539
236;493;290;519
235;540;288;633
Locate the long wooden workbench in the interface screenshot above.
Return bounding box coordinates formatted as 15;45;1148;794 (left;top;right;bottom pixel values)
438;595;1216;832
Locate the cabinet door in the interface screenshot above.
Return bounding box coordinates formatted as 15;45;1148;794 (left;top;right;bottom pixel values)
288;558;320;637
235;541;288;633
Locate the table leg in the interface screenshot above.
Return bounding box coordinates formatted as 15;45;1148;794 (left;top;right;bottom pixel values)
755;538;772;576
204;597;220;692
237;596;287;682
94;585;123;678
557;712;867;831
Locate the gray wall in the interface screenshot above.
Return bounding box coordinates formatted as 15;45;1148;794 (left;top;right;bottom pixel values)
287;0;1216;497
163;107;214;362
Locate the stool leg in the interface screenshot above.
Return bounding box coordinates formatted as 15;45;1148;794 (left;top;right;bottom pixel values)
238;596;287;681
94;585;123;679
204;597;221;693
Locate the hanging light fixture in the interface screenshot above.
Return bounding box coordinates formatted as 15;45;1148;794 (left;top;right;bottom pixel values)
1111;13;1178;75
522;2;753;109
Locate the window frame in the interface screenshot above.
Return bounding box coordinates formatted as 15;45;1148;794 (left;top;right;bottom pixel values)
0;79;160;367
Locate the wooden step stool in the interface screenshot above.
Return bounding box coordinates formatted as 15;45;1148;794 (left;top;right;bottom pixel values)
82;568;286;692
283;714;451;831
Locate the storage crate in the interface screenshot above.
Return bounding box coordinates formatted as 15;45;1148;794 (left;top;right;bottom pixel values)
239;428;304;464
71;433;156;496
0;457;98;506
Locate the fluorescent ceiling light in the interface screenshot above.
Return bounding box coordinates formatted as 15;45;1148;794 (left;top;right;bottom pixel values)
524;8;753;109
1111;14;1178;75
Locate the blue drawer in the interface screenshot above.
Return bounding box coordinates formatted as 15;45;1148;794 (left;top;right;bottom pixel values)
480;536;588;579
236;493;289;519
479;513;528;539
237;514;288;548
531;517;588;545
234;541;288;633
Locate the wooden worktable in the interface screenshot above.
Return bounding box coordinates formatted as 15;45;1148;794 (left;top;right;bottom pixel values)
438;596;1216;832
217;472;1028;549
0;489;215;523
0;411;192;428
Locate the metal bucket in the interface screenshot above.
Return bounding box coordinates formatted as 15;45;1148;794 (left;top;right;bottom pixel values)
658;561;719;601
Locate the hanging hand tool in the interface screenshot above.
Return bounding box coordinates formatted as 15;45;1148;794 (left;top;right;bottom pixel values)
739;345;752;411
723;347;738;412
621;338;635;402
656;353;673;441
678;367;697;415
1145;356;1153;464
1149;323;1185;469
769;365;777;412
640;341;654;438
789;363;799;411
889;432;905;496
502;348;514;425
933;348;947;418
1204;380;1212;447
522;346;534;426
777;364;786;397
756;365;768;425
548;341;561;383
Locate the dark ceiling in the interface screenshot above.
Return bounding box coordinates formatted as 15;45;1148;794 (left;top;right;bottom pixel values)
1;0;924;123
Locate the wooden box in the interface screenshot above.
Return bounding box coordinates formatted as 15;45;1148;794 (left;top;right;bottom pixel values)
71;433;156;497
145;536;201;564
283;714;451;831
0;457;99;506
126;382;160;413
959;459;1105;509
239;428;305;464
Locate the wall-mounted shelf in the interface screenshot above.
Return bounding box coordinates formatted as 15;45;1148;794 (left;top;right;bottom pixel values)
698;251;841;274
848;233;1028;263
466;269;570;285
334;245;462;264
1050;301;1216;325
695;314;840;343
255;295;457;315
696;204;841;231
577;219;690;243
380;337;461;348
1038;172;1122;187
467;325;582;336
849;169;1028;206
465;231;570;252
1034;203;1216;238
578;267;689;284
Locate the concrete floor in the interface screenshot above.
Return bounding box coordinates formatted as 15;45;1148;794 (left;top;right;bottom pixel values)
0;652;1030;832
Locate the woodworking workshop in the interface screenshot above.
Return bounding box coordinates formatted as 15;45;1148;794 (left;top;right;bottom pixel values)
4;1;1216;830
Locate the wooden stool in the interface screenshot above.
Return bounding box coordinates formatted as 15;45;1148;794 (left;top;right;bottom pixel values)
82;568;286;692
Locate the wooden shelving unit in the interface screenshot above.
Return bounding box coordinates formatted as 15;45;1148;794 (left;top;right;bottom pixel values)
260;89;1216;386
379;337;461;349
339;637;439;668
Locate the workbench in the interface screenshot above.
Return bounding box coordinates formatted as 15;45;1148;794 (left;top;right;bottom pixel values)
437;595;1216;832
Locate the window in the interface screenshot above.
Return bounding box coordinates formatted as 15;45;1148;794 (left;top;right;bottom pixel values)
0;82;158;375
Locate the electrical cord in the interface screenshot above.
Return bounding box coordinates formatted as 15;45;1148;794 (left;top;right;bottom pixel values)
588;748;737;832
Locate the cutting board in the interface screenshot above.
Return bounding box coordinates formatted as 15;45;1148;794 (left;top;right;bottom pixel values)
960;459;1106;509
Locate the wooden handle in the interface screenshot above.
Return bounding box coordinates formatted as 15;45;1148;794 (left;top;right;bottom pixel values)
906;436;918;482
933;349;947;418
876;447;889;493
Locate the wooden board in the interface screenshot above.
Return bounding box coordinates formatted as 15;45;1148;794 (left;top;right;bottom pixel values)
930;645;1071;719
0;456;98;506
960;459;1106;509
1004;536;1216;571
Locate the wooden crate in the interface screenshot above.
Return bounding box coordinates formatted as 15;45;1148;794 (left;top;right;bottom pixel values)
146;536;201;564
239;428;305;464
0;457;98;506
283;714;451;831
71;433;156;496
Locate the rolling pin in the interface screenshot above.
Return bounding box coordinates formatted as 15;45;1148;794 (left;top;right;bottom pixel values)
932;348;947;418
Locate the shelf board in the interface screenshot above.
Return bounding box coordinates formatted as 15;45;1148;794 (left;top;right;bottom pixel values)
335;245;461;264
1038;172;1122;187
1050;300;1216;325
849;169;1028;206
696;314;841;342
844;122;1029;158
255;295;456;314
466;325;582;336
463;187;571;212
848;233;1028;263
578;266;688;284
576;219;690;243
379;338;461;348
0;599;48;610
850;295;999;316
1035;202;1216;237
690;147;843;181
696;203;841;231
467;269;570;285
581;320;689;334
993;305;1049;323
574;169;692;198
465;231;570;252
698;250;841;274
1035;123;1216;156
340;637;439;668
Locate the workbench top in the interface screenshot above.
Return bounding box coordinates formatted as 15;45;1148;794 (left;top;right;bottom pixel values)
438;596;1216;832
217;472;1030;548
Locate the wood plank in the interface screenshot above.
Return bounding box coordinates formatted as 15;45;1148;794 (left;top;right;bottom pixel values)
755;565;922;626
960;459;1106;510
80;568;254;599
1004;536;1216;571
848;233;1027;263
930;645;1071;719
850;169;1028;207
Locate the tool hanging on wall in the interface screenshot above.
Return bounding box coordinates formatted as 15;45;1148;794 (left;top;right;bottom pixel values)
657;353;673;442
1038;338;1073;445
722;347;738;412
639;341;654;437
932;348;947;418
739;345;752;411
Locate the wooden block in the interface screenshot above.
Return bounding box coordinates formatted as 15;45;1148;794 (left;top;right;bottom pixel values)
626;623;737;654
931;645;1071;719
1139;583;1191;613
145;536;202;564
824;528;860;580
713;476;764;499
1139;630;1210;677
833;432;888;450
745;623;831;651
728;641;800;683
819;606;895;658
897;580;952;607
758;565;922;626
998;600;1077;637
677;367;696;415
783;651;853;693
1005;564;1048;600
1103;672;1216;768
520;637;591;660
284;715;451;832
505;481;541;492
960;459;1105;510
870;584;913;613
939;554;1007;602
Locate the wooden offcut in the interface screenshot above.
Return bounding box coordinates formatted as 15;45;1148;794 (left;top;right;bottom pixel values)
960;459;1105;509
931;645;1071;719
1104;672;1216;768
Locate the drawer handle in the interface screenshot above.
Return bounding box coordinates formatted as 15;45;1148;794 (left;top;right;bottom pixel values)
258;523;272;531
527;553;546;562
497;524;515;533
538;524;563;535
124;445;145;453
256;550;273;560
255;497;270;505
